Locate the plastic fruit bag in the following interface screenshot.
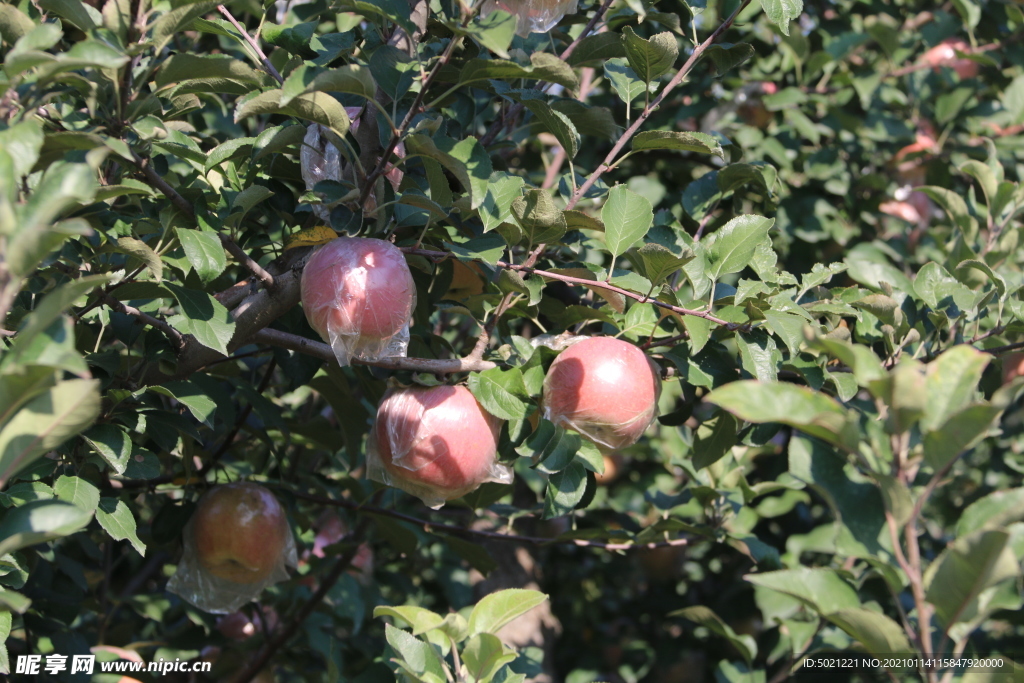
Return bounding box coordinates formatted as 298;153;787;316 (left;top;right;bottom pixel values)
300;237;417;366
542;336;662;451
367;385;514;509
166;482;298;614
481;0;579;37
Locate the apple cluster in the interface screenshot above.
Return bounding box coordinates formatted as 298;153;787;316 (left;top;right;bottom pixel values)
166;482;298;613
300;238;663;508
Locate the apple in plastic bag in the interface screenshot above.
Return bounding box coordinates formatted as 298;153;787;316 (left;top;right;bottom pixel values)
542;337;661;451
300;237;417;365
193;482;291;584
369;385;512;507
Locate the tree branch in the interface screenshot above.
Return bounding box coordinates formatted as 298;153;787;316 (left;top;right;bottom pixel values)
253;328;497;373
217;4;284;84
128;149;277;289
233;516;372;683
286;489;690;552
101;293;184;349
566;0;753;210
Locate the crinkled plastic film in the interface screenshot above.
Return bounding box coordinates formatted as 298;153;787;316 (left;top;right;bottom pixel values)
300;124;342;223
367;386;514;509
166;487;298;614
542;336;662;451
300;237;417;366
481;0;579;36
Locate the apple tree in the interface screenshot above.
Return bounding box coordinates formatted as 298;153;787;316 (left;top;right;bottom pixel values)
1;0;1023;680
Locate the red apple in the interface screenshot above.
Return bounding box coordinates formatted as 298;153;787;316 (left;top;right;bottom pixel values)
542;337;662;451
920;38;978;79
193;482;290;584
371;385;510;507
300;237;416;364
1002;352;1024;385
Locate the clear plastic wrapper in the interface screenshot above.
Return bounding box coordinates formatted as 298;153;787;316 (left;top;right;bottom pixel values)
300;237;417;366
542;336;662;451
367;385;513;509
301;120;405;220
481;0;579;37
166;482;298;614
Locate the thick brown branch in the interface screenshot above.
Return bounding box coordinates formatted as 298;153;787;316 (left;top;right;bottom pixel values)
253;328;497;373
217;5;284;84
567;0;753;209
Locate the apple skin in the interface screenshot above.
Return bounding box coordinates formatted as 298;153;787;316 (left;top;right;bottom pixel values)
921;38;979;79
1002;352;1024;384
481;0;579;36
373;385;505;505
542;337;661;451
193;482;290;585
300;237;416;362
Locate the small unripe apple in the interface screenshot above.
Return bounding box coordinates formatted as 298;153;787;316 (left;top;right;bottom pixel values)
301;237;416;364
371;385;509;507
543;337;661;451
594;453;623;485
193;482;290;584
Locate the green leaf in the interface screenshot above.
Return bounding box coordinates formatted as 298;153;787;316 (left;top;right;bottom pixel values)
53;474;101;514
510;189;567;245
706;381;853;449
922;404;1001;470
96;497;146;556
151;1;218;54
374;605;444;635
115;236;163;282
957;487;1024;537
462;633;516;683
280;63;376;106
760;0;803;35
744;567;860;615
807;335;886;388
459;53;578;91
81;423;132;475
632;130;724;159
479;173;525;232
825;609;912;657
0;120;43;178
150;380;217;426
405;135;491;209
632;243;694;285
369;45;415;100
0;379;100;486
603;58;648;104
467;368;532;421
0;4;35;46
704;215;774;280
38;0;101;31
543;461;588;519
693;412;738;470
0;500;92;557
704;43;756;75
924;530;1019;627
566;33;627;67
622;27;678;82
166;283;235;355
175;229;227;284
921;345;990;432
235;90;351;137
737;329;779;383
463;9;516;59
517;94;580;159
155;53;261;91
763;310;806;356
384;624;446;683
917;186;978;240
914;261;976;315
602;185;653;257
670;605;757;665
467;589;548;636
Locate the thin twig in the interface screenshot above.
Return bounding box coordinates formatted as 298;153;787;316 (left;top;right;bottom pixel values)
566;0;753;210
232;516;372;683
253;328;498;373
217;5;284;84
129;150;276;289
480;0;615;147
286;489;690;551
101;294;185;349
402;248;737;328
